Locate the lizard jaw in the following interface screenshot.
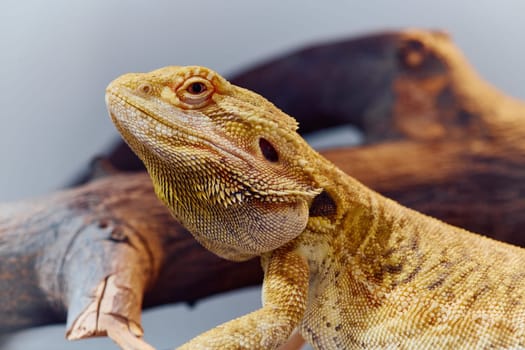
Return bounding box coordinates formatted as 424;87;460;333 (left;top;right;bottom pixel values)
106;66;322;260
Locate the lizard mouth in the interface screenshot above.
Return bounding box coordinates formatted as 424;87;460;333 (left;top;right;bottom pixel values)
106;84;320;201
105;87;254;167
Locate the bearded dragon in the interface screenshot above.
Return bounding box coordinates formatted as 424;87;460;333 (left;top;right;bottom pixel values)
106;66;525;349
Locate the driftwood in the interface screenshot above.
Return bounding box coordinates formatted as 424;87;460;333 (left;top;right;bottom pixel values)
0;174;262;346
1;29;524;345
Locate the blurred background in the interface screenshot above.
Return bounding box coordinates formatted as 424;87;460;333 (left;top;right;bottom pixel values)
1;0;524;349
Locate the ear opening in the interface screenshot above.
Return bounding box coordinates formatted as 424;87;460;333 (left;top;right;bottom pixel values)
309;190;337;217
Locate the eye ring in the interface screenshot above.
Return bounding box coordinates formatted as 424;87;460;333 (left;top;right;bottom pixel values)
176;77;214;108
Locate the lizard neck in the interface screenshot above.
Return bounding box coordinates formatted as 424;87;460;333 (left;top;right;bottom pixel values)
305;150;385;238
299;151;419;281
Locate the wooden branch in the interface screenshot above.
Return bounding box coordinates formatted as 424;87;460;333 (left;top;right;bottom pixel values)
0;174;262;346
324;140;525;245
2;29;524;347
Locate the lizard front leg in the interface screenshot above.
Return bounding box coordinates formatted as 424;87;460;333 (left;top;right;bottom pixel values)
177;247;309;350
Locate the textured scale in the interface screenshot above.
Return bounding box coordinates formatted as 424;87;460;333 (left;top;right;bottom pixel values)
106;65;525;349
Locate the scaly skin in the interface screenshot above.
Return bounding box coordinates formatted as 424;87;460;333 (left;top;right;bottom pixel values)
106;66;525;349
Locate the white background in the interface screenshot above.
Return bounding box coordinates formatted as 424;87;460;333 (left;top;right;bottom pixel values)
1;1;524;349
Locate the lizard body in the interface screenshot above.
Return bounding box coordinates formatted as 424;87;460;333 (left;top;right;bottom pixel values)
106;66;525;349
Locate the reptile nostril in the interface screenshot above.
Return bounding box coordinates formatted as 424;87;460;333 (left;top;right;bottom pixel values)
137;83;153;95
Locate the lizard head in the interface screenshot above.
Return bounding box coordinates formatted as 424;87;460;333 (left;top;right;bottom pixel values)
106;66;321;261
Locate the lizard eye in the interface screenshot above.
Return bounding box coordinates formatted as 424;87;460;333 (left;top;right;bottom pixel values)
187;82;206;94
259;138;279;162
176;77;214;108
